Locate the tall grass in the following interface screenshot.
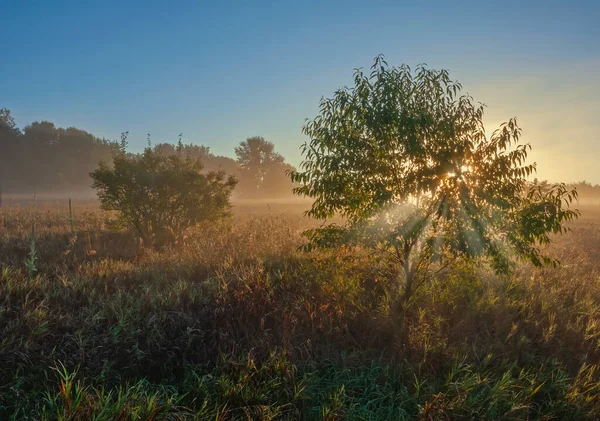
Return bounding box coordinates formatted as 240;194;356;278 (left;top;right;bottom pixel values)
0;199;599;419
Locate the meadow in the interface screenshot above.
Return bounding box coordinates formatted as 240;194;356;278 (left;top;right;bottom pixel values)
1;198;599;420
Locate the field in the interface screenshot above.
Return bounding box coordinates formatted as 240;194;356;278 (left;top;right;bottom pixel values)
1;199;600;420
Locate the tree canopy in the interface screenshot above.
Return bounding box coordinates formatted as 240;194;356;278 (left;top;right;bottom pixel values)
235;136;294;196
0;112;119;195
0;110;296;199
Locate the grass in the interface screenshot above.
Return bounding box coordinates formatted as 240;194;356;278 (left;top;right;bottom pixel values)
1;198;600;419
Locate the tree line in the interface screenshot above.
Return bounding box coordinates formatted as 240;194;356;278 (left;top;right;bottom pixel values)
0;108;295;199
1;107;598;204
534;178;600;204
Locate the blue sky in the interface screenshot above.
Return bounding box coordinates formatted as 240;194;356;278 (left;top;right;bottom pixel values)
1;0;599;183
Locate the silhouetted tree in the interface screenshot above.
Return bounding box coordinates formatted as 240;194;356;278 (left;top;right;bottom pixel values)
235;137;283;187
0;109;21;204
154;142;242;190
235;136;295;197
0;109;119;195
154;142;210;162
0;109;294;200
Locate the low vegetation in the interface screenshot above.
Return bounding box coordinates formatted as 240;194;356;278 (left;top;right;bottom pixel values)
0;199;599;420
90;144;237;248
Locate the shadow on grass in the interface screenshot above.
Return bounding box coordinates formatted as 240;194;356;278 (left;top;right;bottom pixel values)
2;243;600;418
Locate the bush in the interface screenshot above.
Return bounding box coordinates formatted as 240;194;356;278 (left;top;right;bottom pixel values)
90;146;237;248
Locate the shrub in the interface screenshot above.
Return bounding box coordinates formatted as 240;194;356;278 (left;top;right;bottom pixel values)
90;146;237;248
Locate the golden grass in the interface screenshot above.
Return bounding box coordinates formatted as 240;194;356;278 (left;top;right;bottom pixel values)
1;199;599;420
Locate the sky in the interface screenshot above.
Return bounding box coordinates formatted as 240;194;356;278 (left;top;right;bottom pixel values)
1;0;599;183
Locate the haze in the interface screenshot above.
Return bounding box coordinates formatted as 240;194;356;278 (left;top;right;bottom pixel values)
4;2;600;419
1;0;599;184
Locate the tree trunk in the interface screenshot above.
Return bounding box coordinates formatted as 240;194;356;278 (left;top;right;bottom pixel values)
391;257;414;351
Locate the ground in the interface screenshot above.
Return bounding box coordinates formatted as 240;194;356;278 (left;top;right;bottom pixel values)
1;198;599;420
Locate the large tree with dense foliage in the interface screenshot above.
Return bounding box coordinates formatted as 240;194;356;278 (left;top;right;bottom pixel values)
91;145;237;248
291;56;579;329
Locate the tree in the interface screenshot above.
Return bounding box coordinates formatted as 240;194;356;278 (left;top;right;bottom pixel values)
570;181;600;205
0;111;119;195
0;108;21;205
235;136;285;194
260;161;297;197
291;56;579;337
154;142;242;182
90;146;237;248
17;121;60;192
0;108;18;132
154;142;211;162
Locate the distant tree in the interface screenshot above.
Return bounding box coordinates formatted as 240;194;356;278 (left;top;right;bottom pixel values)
261;161;297;197
0;109;21;204
154;142;211;162
0;108;18;132
1;110;266;198
571;180;600;205
202;154;240;178
235;136;285;194
0;113;119;195
20;121;59;190
18;121;119;193
90;146;237;248
291;56;579;339
154;142;243;189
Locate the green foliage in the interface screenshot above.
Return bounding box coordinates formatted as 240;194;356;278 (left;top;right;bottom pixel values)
90;146;237;248
23;222;37;278
0;108;19;132
1;204;600;419
291;55;579;300
40;364;183;421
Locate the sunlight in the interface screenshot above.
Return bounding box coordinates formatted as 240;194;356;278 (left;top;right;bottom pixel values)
1;2;596;414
